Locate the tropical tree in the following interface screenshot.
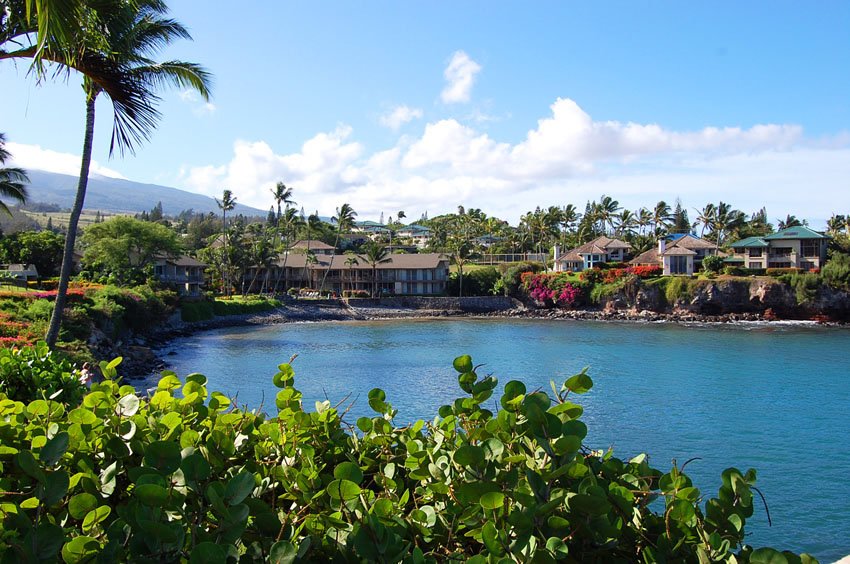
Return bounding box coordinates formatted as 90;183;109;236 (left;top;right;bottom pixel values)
320;203;357;294
270;181;295;226
272;207;303;294
652;201;672;235
362;241;391;297
216;189;236;296
29;0;212;347
344;253;359;294
80;215;180;285
596;195;621;234
693;203;716;238
0;133;28;215
777;214;804;231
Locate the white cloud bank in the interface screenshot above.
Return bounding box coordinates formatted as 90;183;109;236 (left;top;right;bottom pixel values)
6;142;126;179
175;98;849;223
441;51;481;104
379;105;424;130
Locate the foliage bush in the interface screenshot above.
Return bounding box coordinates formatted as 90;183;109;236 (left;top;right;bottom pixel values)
180;301;215;322
766;268;801;277
342;290;370;298
0;342;87;406
579;267;604;284
0;351;812;562
821;252;850;290
447;267;500;296
664;277;698;305
520;273;589;307
780;272;821;305
498;261;544;297
212;297;281;316
701;255;725;274
723;267;766;277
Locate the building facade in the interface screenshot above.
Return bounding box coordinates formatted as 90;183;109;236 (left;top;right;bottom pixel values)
554;236;631;272
727;226;830;271
153;255;206;296
631;234;720;275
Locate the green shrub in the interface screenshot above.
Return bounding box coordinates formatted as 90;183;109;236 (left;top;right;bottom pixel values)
665;276;696;304
780;272;821;305
180;301;215;322
701;254;725;273
766;267;801;277
0;341;87;406
498;261;544;297
822;252;850;290
589;279;625;304
212;297;281;316
0;353;810;562
447;266;500;296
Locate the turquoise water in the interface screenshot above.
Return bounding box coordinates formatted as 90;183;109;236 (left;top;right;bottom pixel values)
159;319;850;561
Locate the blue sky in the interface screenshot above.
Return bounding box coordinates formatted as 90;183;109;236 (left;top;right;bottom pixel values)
2;1;849;224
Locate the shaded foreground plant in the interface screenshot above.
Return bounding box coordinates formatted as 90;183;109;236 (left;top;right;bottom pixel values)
0;349;816;562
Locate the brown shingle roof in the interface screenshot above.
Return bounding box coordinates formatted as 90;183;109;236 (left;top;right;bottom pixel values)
557;236;631;262
672;234;718;250
291;240;335;250
662;246;697;256
630;248;659;265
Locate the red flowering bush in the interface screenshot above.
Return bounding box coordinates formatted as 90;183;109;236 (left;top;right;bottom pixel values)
580;268;603;284
628;265;662;278
522;273;584;308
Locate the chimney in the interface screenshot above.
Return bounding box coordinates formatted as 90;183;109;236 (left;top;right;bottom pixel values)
658;238;666;254
554;244;561;261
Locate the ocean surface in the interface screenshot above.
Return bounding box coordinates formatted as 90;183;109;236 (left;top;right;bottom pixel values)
158;318;850;561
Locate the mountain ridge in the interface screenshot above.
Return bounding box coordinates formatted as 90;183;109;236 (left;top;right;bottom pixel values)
21;169;266;216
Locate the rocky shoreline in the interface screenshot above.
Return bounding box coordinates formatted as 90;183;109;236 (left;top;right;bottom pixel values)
110;299;845;382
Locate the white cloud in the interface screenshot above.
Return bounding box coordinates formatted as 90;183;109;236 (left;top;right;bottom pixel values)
441;51;481;104
179;89;216;116
176;98;848;223
379;105;424;130
6;142;126;179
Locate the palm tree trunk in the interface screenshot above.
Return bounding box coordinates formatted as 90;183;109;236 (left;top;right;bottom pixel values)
46;92;96;347
320;232;340;294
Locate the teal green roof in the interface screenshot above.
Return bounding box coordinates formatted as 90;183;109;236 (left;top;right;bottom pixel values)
729;237;769;248
723;256;745;262
764;226;830;240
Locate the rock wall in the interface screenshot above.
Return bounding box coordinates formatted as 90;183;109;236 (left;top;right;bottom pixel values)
598;278;850;320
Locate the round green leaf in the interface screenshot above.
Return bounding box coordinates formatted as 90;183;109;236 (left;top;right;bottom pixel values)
225;471;256;505
564;371;593;394
326;479;361;501
82;506;111;534
481;521;504;555
143;440;182;475
190;542;227;564
546;536;570;558
334;462;364;485
27;523;64;560
454;445;485;467
115;394;140;417
181;452;212;482
61;536;100;563
269;541;297;564
453;355;473;373
273;363;295;387
69;493;99;520
40;432;69;466
135;483;169;506
479;491;505;510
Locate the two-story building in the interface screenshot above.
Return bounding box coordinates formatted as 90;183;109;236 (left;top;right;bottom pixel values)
250;252;450;296
153;255;207;296
554;236;631;272
726;226;830;271
397;224;432;249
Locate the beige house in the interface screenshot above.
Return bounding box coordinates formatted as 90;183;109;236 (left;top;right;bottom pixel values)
248;252;450;295
153;255;206;296
726;226;830;271
0;263;39;283
554;236;631;272
290;240;336;255
631;234;720;275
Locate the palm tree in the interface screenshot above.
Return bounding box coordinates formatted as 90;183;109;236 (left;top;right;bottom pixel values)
637;207;652;237
270;182;295;226
344;253;359;294
0;133;28;215
777;214;803;231
216;189;236;296
614;209;638;238
362;242;392;297
273;207;303;294
39;0;212;347
597;195;621;234
320;203;357;294
301;212;322;288
652;201;672;236
694;203;716;238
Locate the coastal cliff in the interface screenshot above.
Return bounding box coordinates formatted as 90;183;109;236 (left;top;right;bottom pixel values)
595;277;850;320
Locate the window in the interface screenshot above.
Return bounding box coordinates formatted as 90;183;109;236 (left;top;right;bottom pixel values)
749;248;762;258
770;247;792;257
669;256;689;274
748;262;761;269
801;241;819;258
800;261;815;271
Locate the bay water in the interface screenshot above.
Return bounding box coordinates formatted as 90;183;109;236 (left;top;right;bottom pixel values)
158;318;850;561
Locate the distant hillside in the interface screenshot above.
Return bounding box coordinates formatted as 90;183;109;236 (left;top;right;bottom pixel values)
22;170;265;216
